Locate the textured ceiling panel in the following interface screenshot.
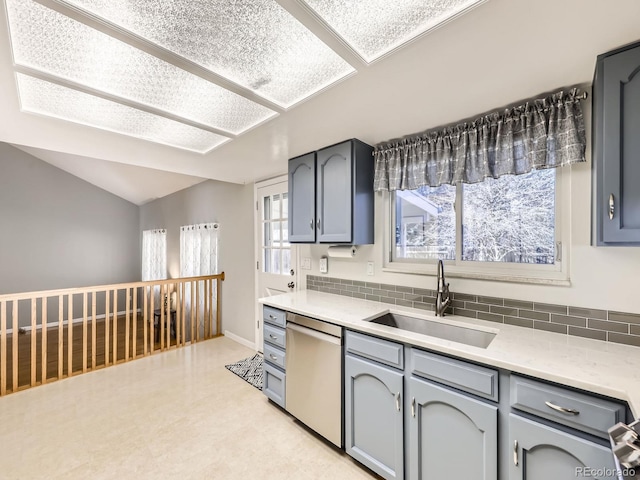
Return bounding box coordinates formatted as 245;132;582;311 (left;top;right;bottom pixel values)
16;73;230;153
5;0;276;135
302;0;485;62
61;0;356;107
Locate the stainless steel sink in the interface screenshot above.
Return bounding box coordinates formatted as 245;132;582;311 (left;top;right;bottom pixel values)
369;312;496;348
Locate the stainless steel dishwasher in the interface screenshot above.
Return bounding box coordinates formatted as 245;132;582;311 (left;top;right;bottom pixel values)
285;312;343;447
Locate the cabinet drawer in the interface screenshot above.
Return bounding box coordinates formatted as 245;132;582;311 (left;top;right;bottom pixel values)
264;323;286;349
409;348;499;402
263;305;286;328
264;342;286;370
510;375;625;438
263;362;286;409
345;330;403;370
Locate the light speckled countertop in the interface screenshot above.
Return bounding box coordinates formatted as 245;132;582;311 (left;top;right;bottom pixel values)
260;290;640;417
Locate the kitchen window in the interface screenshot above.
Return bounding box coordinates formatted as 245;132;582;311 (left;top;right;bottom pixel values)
375;89;585;284
385;168;569;283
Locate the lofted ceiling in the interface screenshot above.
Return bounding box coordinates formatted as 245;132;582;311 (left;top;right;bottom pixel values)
1;0;640;205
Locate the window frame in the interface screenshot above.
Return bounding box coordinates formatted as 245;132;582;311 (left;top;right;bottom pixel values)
382;168;571;285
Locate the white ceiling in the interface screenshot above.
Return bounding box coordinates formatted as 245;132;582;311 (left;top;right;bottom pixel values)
1;0;640;205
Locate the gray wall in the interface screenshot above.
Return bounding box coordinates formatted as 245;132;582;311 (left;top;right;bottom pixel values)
139;180;255;343
0;143;140;296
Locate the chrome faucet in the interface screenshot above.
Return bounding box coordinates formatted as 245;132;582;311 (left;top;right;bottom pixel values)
435;260;451;317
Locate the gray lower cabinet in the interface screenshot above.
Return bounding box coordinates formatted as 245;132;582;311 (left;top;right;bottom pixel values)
344;354;404;480
262;306;286;409
408;377;498;480
509;414;616;480
593;40;640;245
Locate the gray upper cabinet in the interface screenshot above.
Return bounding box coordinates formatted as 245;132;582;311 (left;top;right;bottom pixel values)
509;414;616;480
288;139;374;245
593;40;640;245
408;377;498;480
288;152;316;243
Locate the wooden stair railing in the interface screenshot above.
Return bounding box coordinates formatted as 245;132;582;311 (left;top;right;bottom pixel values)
0;273;225;397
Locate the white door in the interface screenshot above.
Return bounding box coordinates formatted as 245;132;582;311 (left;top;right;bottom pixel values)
255;177;296;351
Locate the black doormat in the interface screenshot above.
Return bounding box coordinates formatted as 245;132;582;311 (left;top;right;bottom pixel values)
224;353;263;390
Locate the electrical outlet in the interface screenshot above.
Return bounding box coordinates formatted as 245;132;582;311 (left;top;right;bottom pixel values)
319;256;328;274
301;257;311;270
367;261;374;276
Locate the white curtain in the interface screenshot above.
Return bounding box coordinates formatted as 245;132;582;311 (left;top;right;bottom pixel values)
180;223;220;337
142;229;167;319
142;229;167;281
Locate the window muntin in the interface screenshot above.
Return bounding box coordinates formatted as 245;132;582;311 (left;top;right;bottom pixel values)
262;192;290;275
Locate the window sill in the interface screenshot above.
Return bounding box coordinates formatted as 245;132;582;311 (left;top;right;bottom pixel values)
381;264;571;286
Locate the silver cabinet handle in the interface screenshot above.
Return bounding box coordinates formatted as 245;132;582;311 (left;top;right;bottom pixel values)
310;219;314;230
395;392;401;412
269;315;276;320
513;440;518;466
269;354;278;361
609;194;615;220
411;397;416;418
269;334;278;340
316;218;321;229
545;401;580;415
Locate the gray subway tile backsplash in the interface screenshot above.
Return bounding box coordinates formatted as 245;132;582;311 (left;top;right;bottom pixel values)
568;326;607;341
609;311;640;325
588;318;629;334
568;307;607;320
608;332;640;348
306;275;640;347
534;321;567;334
504;299;534;310
550;314;587;328
533;303;568;315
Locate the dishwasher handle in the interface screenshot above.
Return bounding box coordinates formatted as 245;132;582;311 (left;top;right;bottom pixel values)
287;321;342;346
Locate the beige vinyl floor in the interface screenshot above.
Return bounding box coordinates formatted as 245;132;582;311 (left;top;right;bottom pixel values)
0;336;379;480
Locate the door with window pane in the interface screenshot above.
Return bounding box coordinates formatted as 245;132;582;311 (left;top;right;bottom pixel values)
256;179;296;351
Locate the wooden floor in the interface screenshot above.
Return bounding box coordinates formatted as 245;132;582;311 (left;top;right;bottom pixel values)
1;314;177;393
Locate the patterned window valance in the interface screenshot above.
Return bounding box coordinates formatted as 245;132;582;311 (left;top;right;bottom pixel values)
373;88;586;192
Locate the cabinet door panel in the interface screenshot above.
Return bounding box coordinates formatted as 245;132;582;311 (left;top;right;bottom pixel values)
408;377;497;480
345;355;404;480
600;44;640;243
509;414;616;480
289;153;316;242
317;141;352;243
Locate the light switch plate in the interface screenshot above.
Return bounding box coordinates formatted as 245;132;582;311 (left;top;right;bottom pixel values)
319;256;328;274
367;261;374;276
301;257;311;270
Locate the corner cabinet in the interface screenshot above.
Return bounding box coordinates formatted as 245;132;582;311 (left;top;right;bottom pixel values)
509;415;616;480
288;139;375;245
593;40;640;245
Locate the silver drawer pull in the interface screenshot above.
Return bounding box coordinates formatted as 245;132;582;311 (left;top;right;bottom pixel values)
411;397;416;418
513;440;518;466
269;334;278;340
395;392;401;412
545;401;580;415
269;315;277;320
269;354;278;361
